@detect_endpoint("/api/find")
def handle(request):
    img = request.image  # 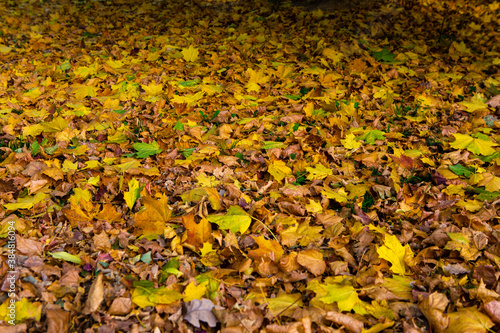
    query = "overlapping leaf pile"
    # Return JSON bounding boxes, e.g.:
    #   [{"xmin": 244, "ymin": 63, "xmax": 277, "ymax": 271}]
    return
[{"xmin": 0, "ymin": 0, "xmax": 500, "ymax": 331}]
